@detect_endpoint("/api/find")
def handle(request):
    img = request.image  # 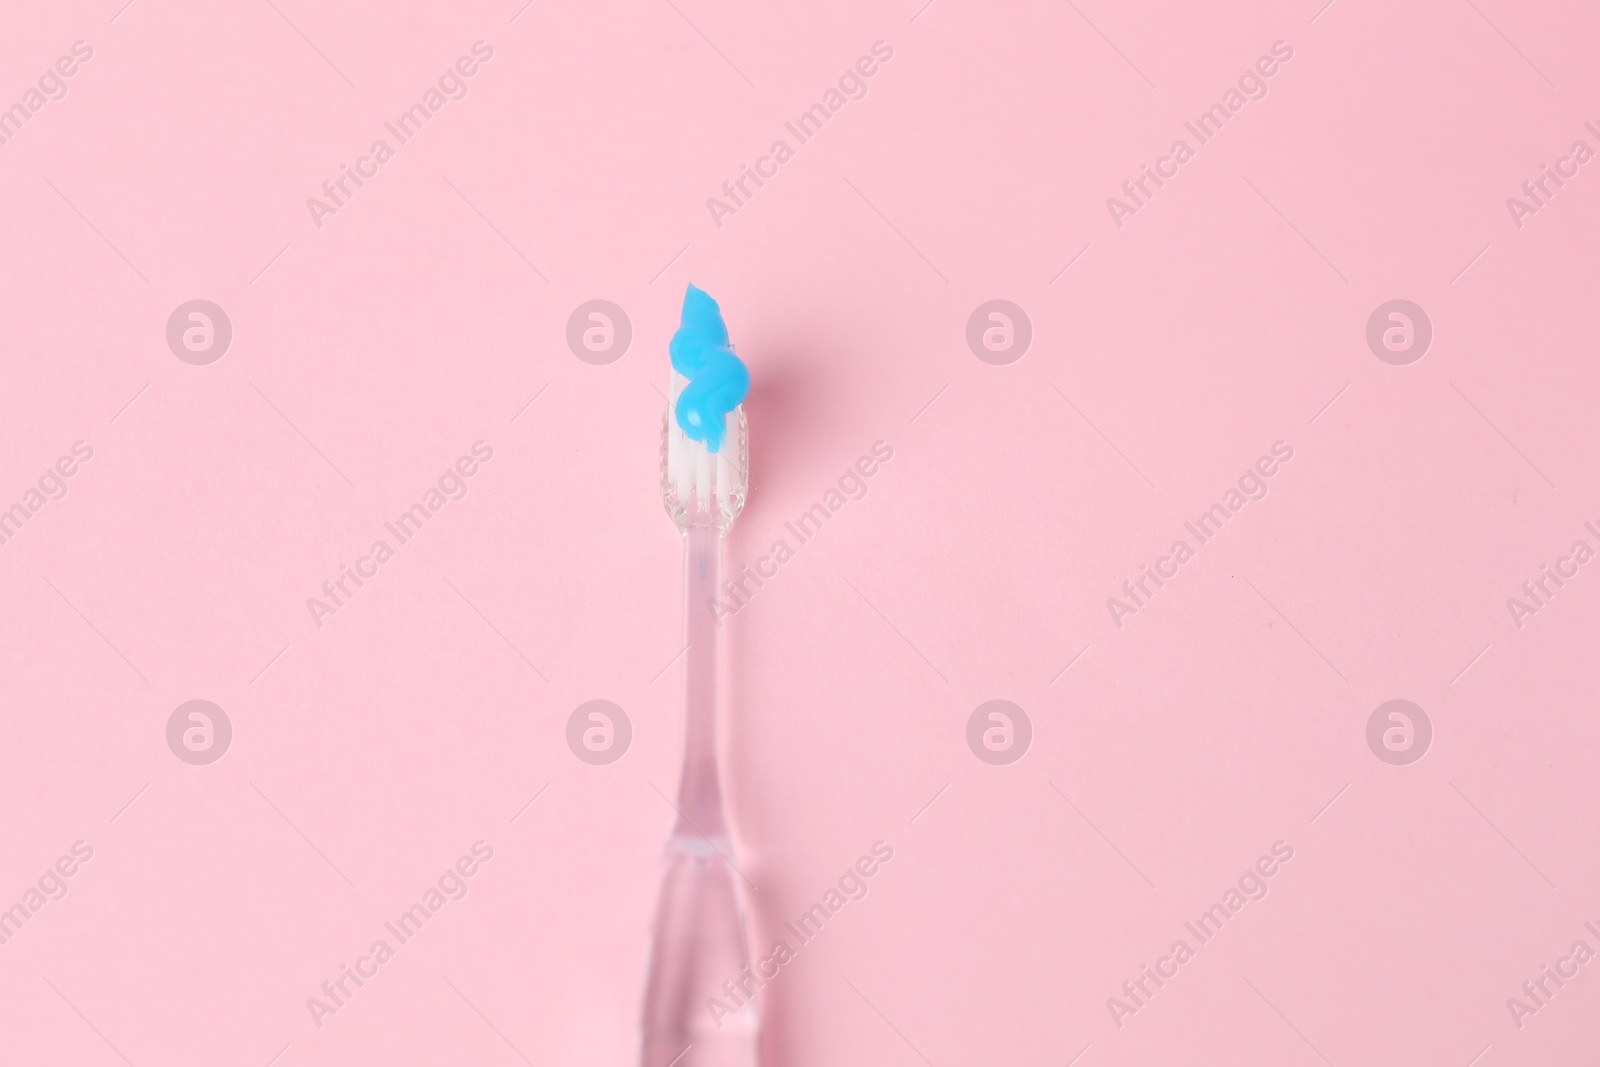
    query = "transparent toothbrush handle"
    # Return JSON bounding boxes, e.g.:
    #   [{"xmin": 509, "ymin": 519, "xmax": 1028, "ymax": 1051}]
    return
[
  {"xmin": 639, "ymin": 522, "xmax": 759, "ymax": 1067},
  {"xmin": 639, "ymin": 839, "xmax": 759, "ymax": 1067}
]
